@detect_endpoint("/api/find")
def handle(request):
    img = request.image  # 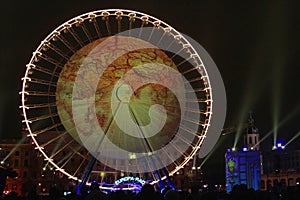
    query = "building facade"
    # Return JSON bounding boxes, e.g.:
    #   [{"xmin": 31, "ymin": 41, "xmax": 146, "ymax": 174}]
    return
[
  {"xmin": 261, "ymin": 171, "xmax": 300, "ymax": 190},
  {"xmin": 263, "ymin": 149, "xmax": 300, "ymax": 174},
  {"xmin": 261, "ymin": 148, "xmax": 300, "ymax": 190},
  {"xmin": 0, "ymin": 138, "xmax": 40, "ymax": 196},
  {"xmin": 225, "ymin": 150, "xmax": 261, "ymax": 192},
  {"xmin": 225, "ymin": 112, "xmax": 262, "ymax": 192},
  {"xmin": 0, "ymin": 137, "xmax": 76, "ymax": 196}
]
